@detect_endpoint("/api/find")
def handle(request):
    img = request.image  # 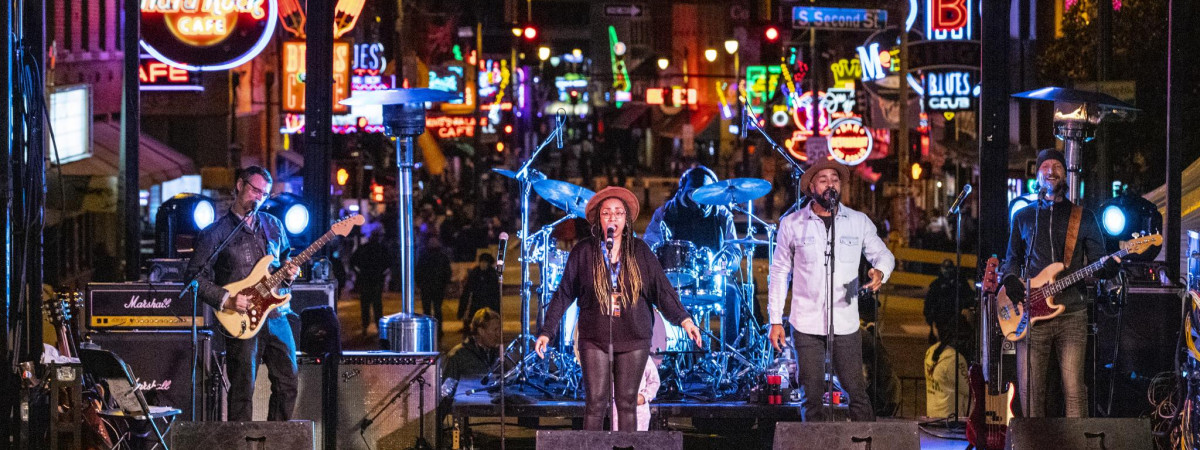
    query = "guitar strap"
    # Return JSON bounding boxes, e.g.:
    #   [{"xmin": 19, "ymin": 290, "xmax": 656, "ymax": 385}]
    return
[{"xmin": 1062, "ymin": 205, "xmax": 1083, "ymax": 269}]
